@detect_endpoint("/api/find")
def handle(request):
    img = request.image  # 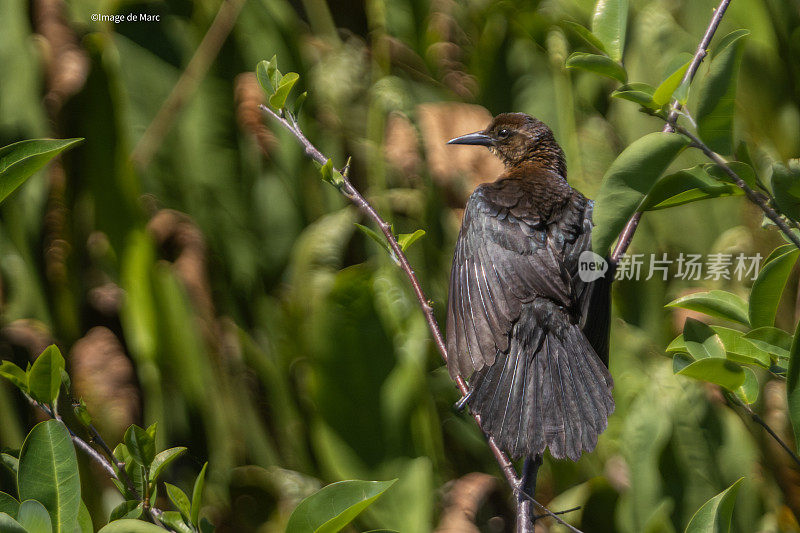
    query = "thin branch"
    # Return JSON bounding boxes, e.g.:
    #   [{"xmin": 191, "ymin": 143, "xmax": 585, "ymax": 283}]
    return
[
  {"xmin": 260, "ymin": 104, "xmax": 583, "ymax": 533},
  {"xmin": 671, "ymin": 124, "xmax": 800, "ymax": 249},
  {"xmin": 726, "ymin": 392, "xmax": 800, "ymax": 469},
  {"xmin": 611, "ymin": 0, "xmax": 733, "ymax": 264},
  {"xmin": 27, "ymin": 397, "xmax": 174, "ymax": 527},
  {"xmin": 69, "ymin": 395, "xmax": 139, "ymax": 496},
  {"xmin": 131, "ymin": 0, "xmax": 247, "ymax": 169}
]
